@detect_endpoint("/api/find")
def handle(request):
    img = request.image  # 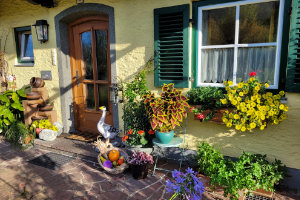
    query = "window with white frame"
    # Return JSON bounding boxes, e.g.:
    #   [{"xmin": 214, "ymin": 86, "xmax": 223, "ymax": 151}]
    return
[
  {"xmin": 15, "ymin": 26, "xmax": 34, "ymax": 63},
  {"xmin": 197, "ymin": 0, "xmax": 283, "ymax": 89}
]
